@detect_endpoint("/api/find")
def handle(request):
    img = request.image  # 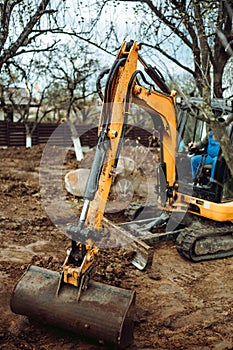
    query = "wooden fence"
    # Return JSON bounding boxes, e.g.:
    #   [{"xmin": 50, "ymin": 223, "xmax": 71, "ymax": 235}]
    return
[{"xmin": 0, "ymin": 121, "xmax": 158, "ymax": 148}]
